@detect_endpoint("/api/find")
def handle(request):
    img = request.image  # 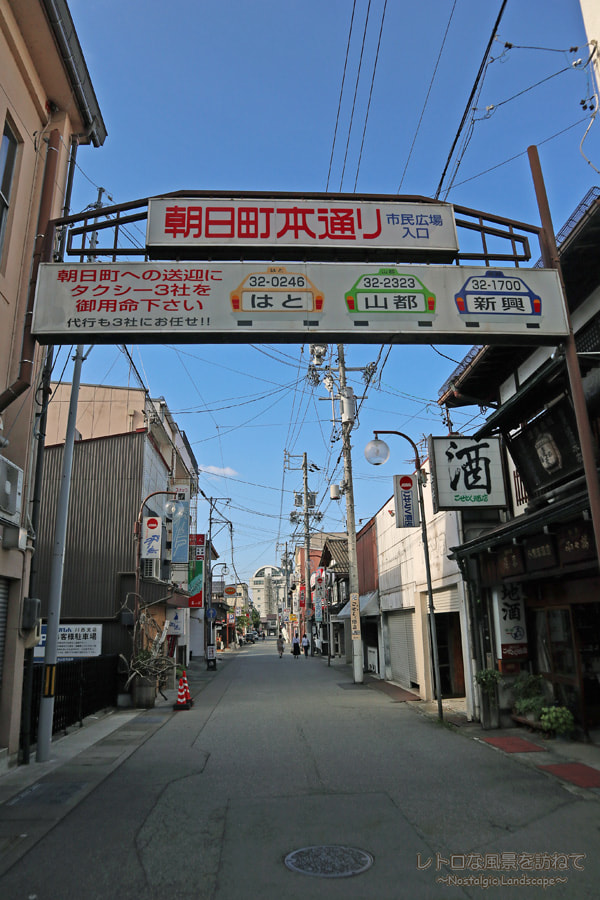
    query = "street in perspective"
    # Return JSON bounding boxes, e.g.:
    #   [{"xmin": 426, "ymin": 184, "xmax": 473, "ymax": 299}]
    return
[{"xmin": 0, "ymin": 641, "xmax": 599, "ymax": 900}]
